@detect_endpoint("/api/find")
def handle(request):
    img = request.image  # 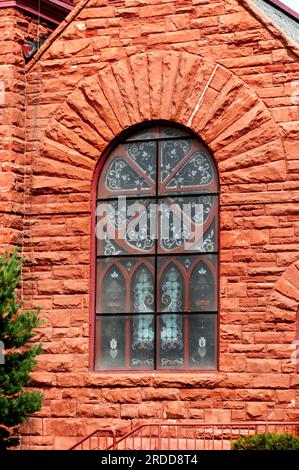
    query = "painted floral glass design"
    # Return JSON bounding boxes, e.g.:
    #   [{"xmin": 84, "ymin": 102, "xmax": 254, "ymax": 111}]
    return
[{"xmin": 95, "ymin": 125, "xmax": 219, "ymax": 370}]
